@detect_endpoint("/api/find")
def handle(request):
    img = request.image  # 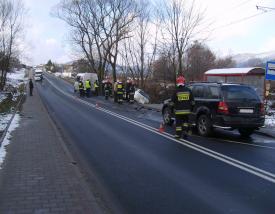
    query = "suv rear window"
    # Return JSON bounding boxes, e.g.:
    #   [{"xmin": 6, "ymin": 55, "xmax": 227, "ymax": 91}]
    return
[
  {"xmin": 222, "ymin": 85, "xmax": 260, "ymax": 101},
  {"xmin": 192, "ymin": 85, "xmax": 205, "ymax": 98},
  {"xmin": 207, "ymin": 86, "xmax": 220, "ymax": 99}
]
